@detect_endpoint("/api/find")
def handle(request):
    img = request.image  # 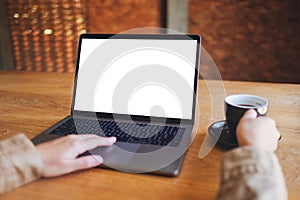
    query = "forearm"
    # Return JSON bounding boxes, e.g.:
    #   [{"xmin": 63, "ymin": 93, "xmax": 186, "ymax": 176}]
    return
[
  {"xmin": 0, "ymin": 134, "xmax": 43, "ymax": 193},
  {"xmin": 217, "ymin": 146, "xmax": 287, "ymax": 200}
]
